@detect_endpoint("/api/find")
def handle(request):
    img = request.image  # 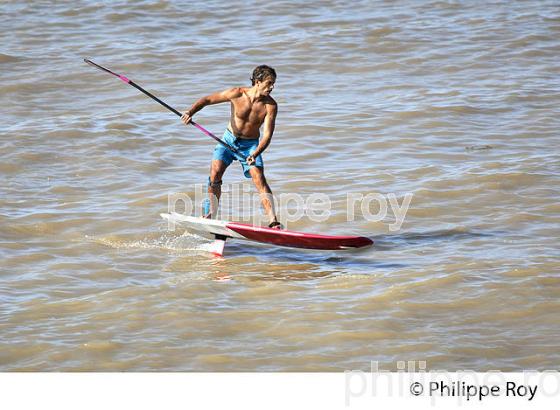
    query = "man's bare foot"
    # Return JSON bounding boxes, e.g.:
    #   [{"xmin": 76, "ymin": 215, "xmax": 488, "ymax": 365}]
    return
[{"xmin": 203, "ymin": 213, "xmax": 212, "ymax": 219}]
